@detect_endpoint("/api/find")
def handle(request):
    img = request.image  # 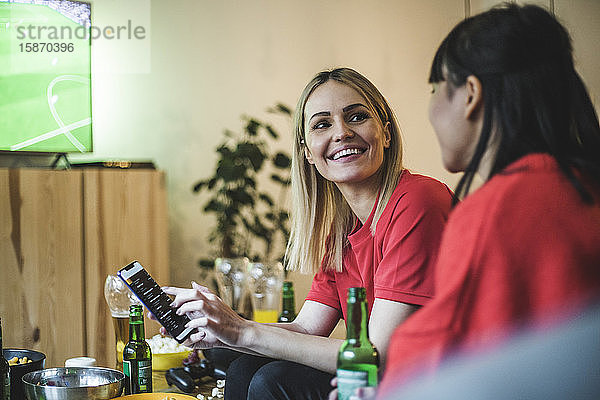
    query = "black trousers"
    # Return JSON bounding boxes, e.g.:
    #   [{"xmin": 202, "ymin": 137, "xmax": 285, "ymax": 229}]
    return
[{"xmin": 224, "ymin": 354, "xmax": 335, "ymax": 400}]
